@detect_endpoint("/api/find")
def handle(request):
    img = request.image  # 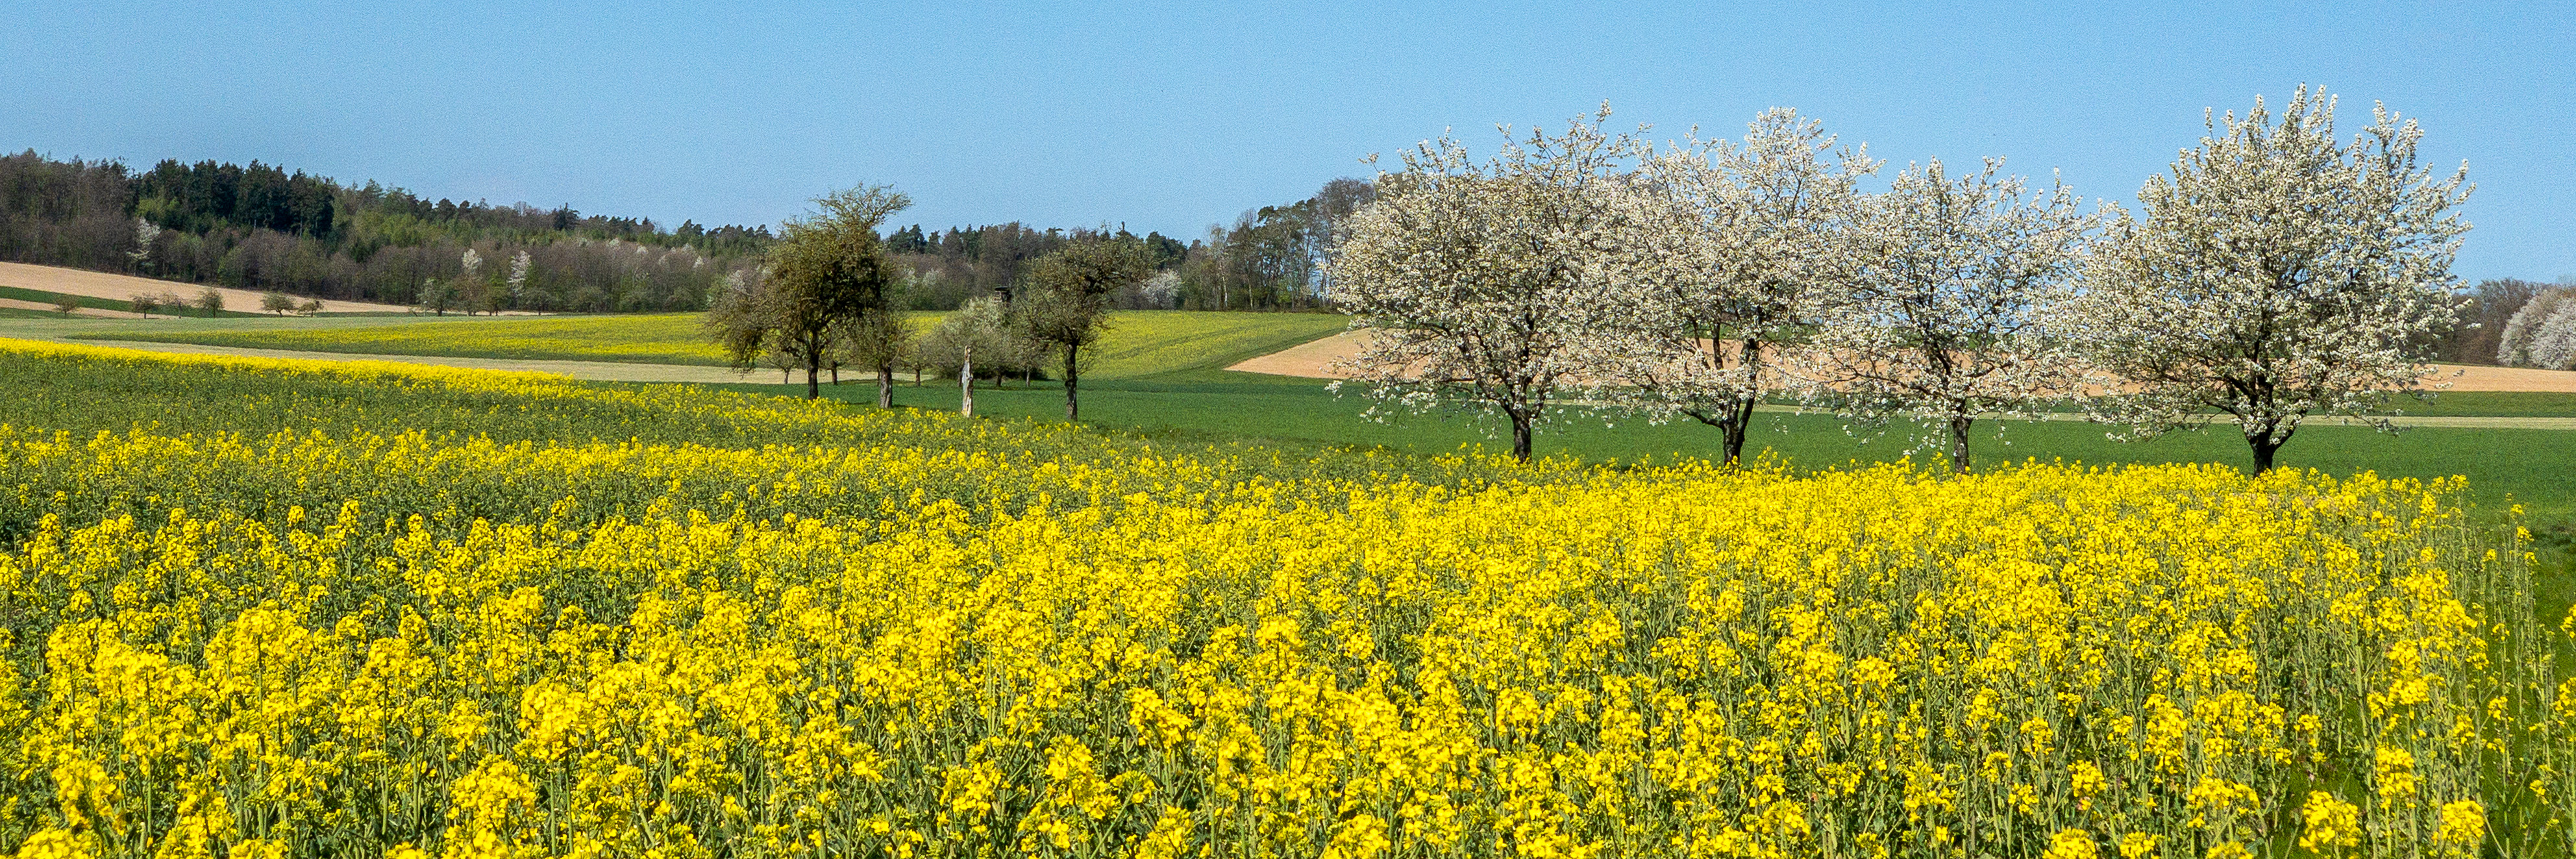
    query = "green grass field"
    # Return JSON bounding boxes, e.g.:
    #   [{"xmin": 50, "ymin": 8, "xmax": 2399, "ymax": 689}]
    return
[
  {"xmin": 0, "ymin": 283, "xmax": 265, "ymax": 317},
  {"xmin": 71, "ymin": 310, "xmax": 1352, "ymax": 378},
  {"xmin": 718, "ymin": 371, "xmax": 2576, "ymax": 527}
]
